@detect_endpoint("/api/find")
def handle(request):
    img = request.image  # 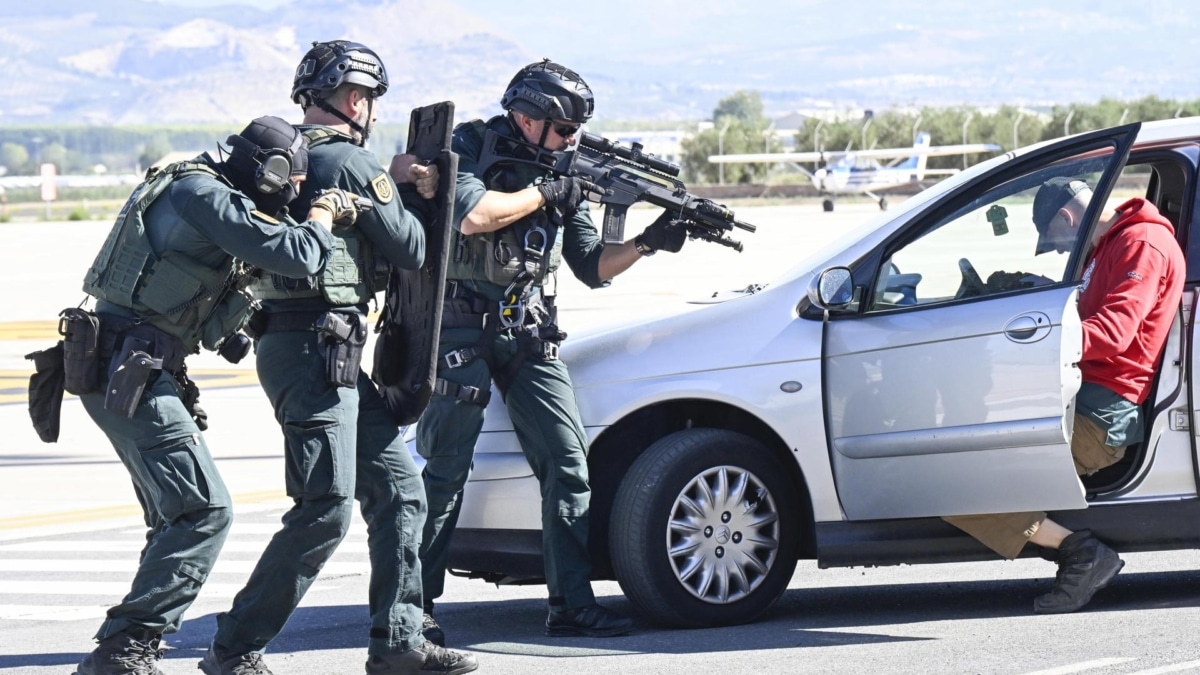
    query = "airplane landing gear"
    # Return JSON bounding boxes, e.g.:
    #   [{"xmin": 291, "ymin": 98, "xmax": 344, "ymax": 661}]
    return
[
  {"xmin": 878, "ymin": 197, "xmax": 888, "ymax": 211},
  {"xmin": 822, "ymin": 199, "xmax": 834, "ymax": 212}
]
